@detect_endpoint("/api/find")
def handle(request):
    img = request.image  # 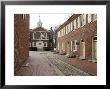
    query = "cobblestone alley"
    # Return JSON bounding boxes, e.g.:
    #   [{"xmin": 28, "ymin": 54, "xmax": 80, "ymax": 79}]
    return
[{"xmin": 16, "ymin": 51, "xmax": 96, "ymax": 76}]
